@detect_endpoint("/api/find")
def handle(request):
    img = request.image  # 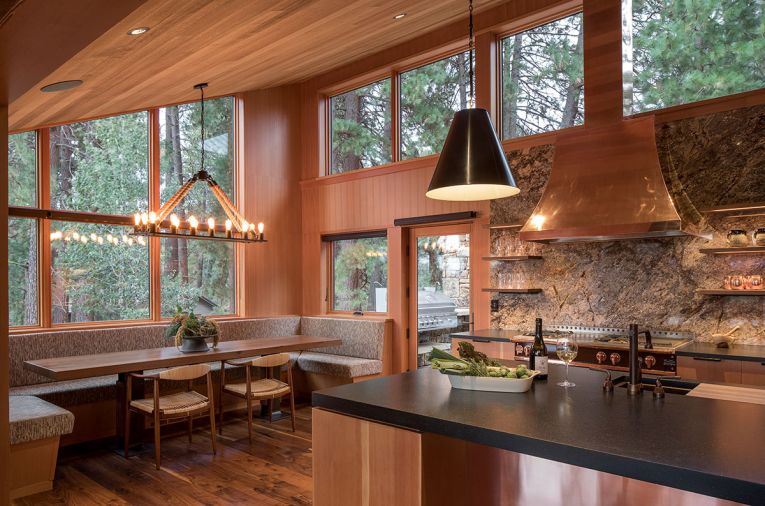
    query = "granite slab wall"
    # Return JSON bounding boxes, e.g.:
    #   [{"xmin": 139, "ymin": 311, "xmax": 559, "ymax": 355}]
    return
[{"xmin": 490, "ymin": 104, "xmax": 765, "ymax": 344}]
